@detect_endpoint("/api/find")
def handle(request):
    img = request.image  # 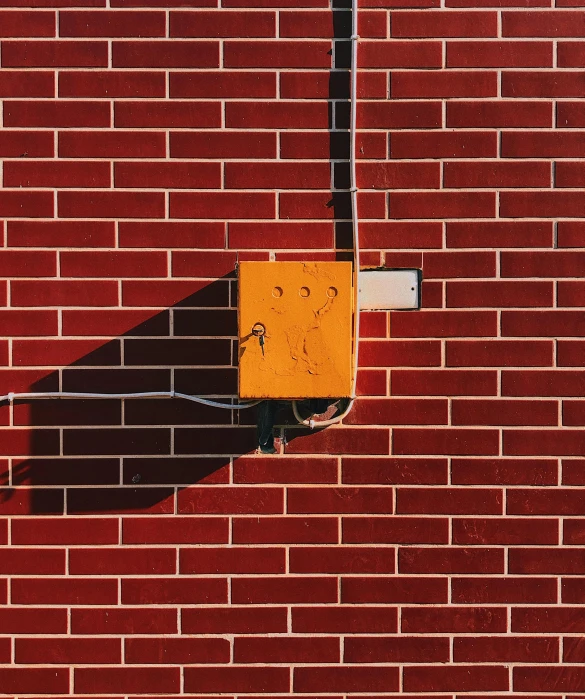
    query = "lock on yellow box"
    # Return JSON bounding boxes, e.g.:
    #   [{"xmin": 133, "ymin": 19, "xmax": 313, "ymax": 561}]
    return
[{"xmin": 238, "ymin": 261, "xmax": 353, "ymax": 400}]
